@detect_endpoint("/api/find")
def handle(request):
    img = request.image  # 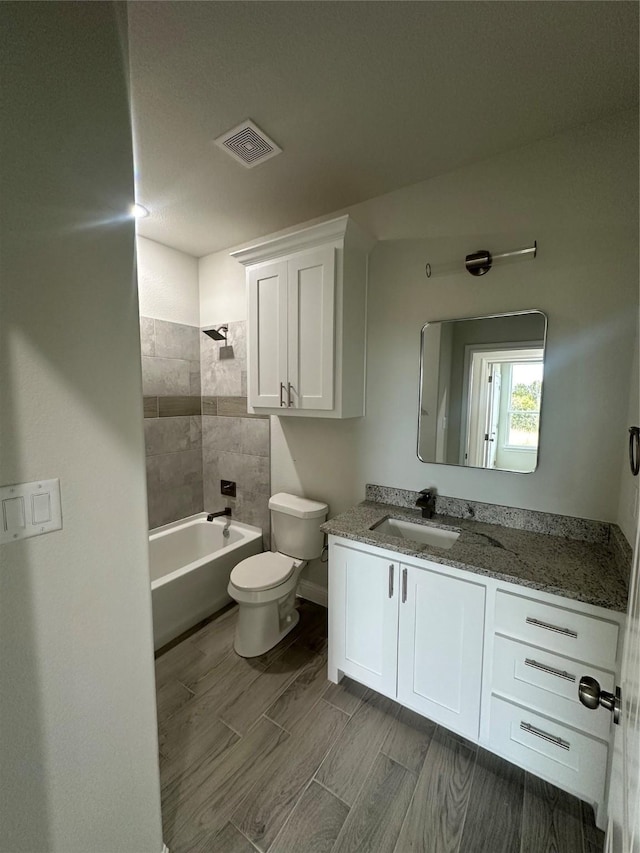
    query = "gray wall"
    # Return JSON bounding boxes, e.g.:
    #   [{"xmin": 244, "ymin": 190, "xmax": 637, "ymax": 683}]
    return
[
  {"xmin": 139, "ymin": 314, "xmax": 271, "ymax": 541},
  {"xmin": 201, "ymin": 321, "xmax": 271, "ymax": 546},
  {"xmin": 140, "ymin": 317, "xmax": 203, "ymax": 528},
  {"xmin": 0, "ymin": 4, "xmax": 163, "ymax": 850}
]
